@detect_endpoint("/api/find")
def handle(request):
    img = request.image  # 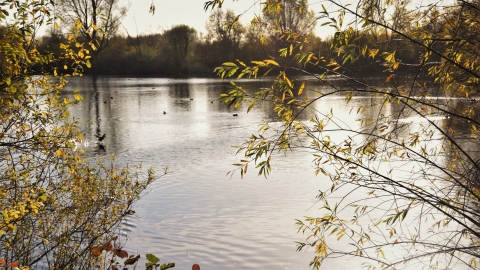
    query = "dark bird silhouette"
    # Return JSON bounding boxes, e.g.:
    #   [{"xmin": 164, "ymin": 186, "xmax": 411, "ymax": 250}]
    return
[
  {"xmin": 233, "ymin": 114, "xmax": 238, "ymax": 117},
  {"xmin": 163, "ymin": 111, "xmax": 167, "ymax": 115},
  {"xmin": 97, "ymin": 143, "xmax": 106, "ymax": 151},
  {"xmin": 103, "ymin": 101, "xmax": 107, "ymax": 104},
  {"xmin": 95, "ymin": 133, "xmax": 106, "ymax": 142},
  {"xmin": 210, "ymin": 101, "xmax": 213, "ymax": 104},
  {"xmin": 110, "ymin": 96, "xmax": 113, "ymax": 99},
  {"xmin": 190, "ymin": 98, "xmax": 194, "ymax": 101}
]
